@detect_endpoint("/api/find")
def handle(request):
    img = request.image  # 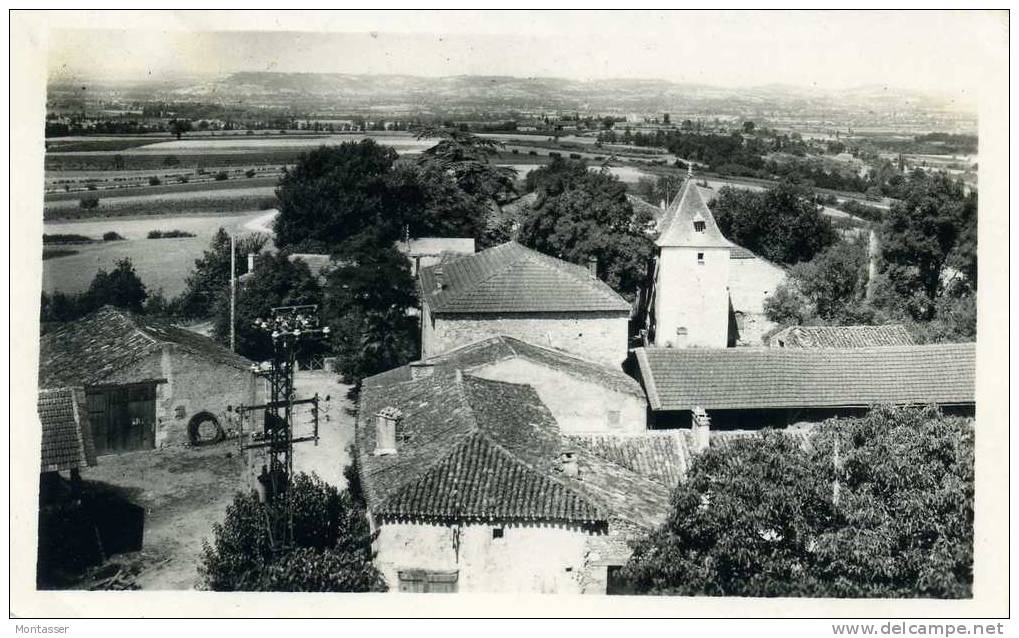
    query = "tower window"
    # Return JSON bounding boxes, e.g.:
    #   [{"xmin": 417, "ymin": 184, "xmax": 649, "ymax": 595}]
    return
[
  {"xmin": 694, "ymin": 220, "xmax": 706, "ymax": 232},
  {"xmin": 697, "ymin": 252, "xmax": 705, "ymax": 264},
  {"xmin": 492, "ymin": 527, "xmax": 504, "ymax": 539}
]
